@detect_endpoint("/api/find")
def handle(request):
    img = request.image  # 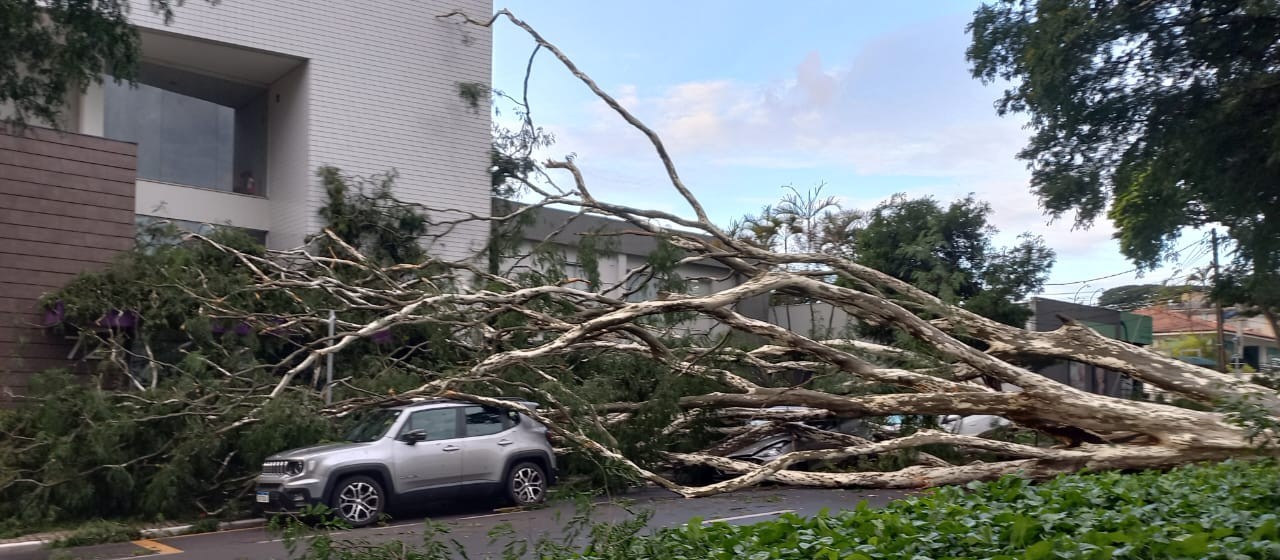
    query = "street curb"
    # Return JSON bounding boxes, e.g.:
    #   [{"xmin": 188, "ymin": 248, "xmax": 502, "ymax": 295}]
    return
[
  {"xmin": 138, "ymin": 517, "xmax": 267, "ymax": 538},
  {"xmin": 0, "ymin": 540, "xmax": 44, "ymax": 553},
  {"xmin": 0, "ymin": 518, "xmax": 267, "ymax": 551}
]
